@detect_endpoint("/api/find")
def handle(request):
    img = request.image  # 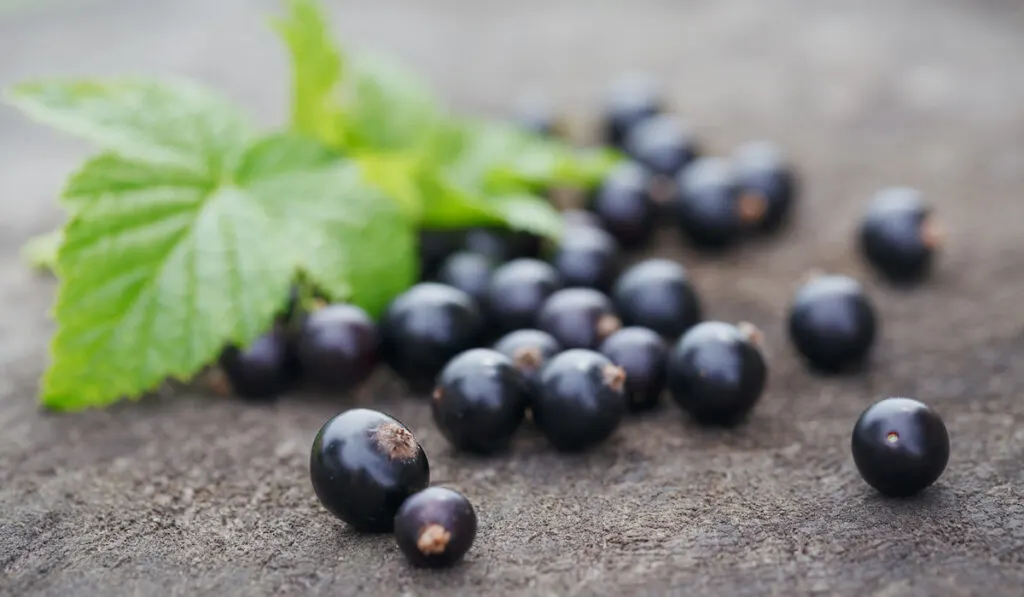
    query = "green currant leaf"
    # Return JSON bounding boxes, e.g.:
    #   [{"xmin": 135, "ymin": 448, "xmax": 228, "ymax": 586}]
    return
[{"xmin": 20, "ymin": 228, "xmax": 64, "ymax": 273}]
